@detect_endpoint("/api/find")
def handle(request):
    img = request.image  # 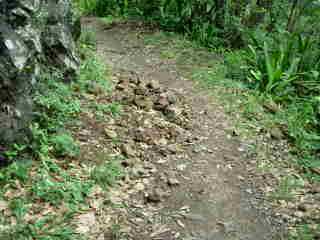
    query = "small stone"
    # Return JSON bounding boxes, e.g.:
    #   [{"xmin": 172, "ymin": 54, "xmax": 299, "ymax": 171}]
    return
[
  {"xmin": 134, "ymin": 97, "xmax": 153, "ymax": 110},
  {"xmin": 164, "ymin": 106, "xmax": 182, "ymax": 120},
  {"xmin": 245, "ymin": 188, "xmax": 253, "ymax": 194},
  {"xmin": 193, "ymin": 145, "xmax": 205, "ymax": 153},
  {"xmin": 217, "ymin": 221, "xmax": 236, "ymax": 234},
  {"xmin": 294, "ymin": 211, "xmax": 304, "ymax": 218},
  {"xmin": 130, "ymin": 164, "xmax": 146, "ymax": 178},
  {"xmin": 237, "ymin": 175, "xmax": 245, "ymax": 181},
  {"xmin": 167, "ymin": 144, "xmax": 179, "ymax": 153},
  {"xmin": 177, "ymin": 164, "xmax": 187, "ymax": 171},
  {"xmin": 155, "ymin": 137, "xmax": 168, "ymax": 146},
  {"xmin": 121, "ymin": 144, "xmax": 136, "ymax": 157},
  {"xmin": 310, "ymin": 183, "xmax": 320, "ymax": 194},
  {"xmin": 104, "ymin": 128, "xmax": 118, "ymax": 139},
  {"xmin": 145, "ymin": 188, "xmax": 163, "ymax": 203},
  {"xmin": 122, "ymin": 157, "xmax": 140, "ymax": 167},
  {"xmin": 135, "ymin": 182, "xmax": 145, "ymax": 191},
  {"xmin": 75, "ymin": 211, "xmax": 96, "ymax": 234},
  {"xmin": 298, "ymin": 204, "xmax": 308, "ymax": 212},
  {"xmin": 147, "ymin": 80, "xmax": 161, "ymax": 90},
  {"xmin": 116, "ymin": 82, "xmax": 128, "ymax": 91},
  {"xmin": 167, "ymin": 177, "xmax": 180, "ymax": 186},
  {"xmin": 154, "ymin": 94, "xmax": 170, "ymax": 110},
  {"xmin": 167, "ymin": 91, "xmax": 178, "ymax": 104},
  {"xmin": 135, "ymin": 84, "xmax": 148, "ymax": 95},
  {"xmin": 183, "ymin": 213, "xmax": 206, "ymax": 222},
  {"xmin": 263, "ymin": 101, "xmax": 279, "ymax": 113},
  {"xmin": 270, "ymin": 126, "xmax": 284, "ymax": 140}
]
